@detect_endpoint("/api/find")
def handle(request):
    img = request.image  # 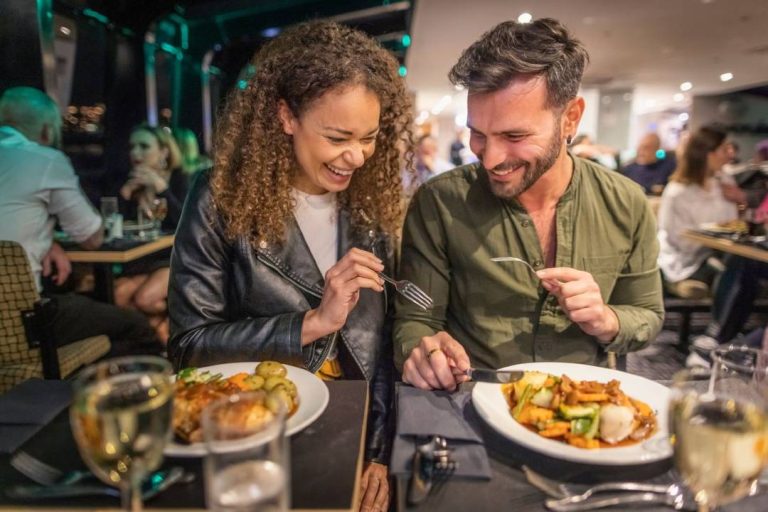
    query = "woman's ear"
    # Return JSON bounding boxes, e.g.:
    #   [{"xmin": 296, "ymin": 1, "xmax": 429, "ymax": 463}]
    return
[{"xmin": 277, "ymin": 100, "xmax": 296, "ymax": 135}]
